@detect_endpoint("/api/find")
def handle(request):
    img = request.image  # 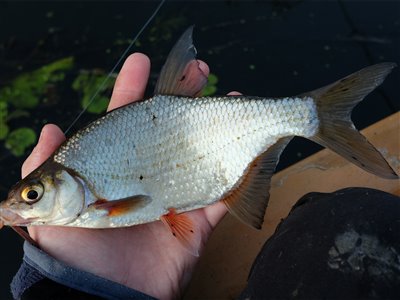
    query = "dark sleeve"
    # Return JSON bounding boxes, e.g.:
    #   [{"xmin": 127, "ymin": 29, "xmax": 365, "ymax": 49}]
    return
[{"xmin": 11, "ymin": 242, "xmax": 157, "ymax": 300}]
